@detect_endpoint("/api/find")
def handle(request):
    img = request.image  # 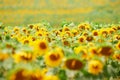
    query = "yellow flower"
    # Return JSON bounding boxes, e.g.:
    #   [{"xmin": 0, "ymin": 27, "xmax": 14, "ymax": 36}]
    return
[
  {"xmin": 65, "ymin": 58, "xmax": 83, "ymax": 70},
  {"xmin": 116, "ymin": 41, "xmax": 120, "ymax": 50},
  {"xmin": 62, "ymin": 40, "xmax": 70, "ymax": 46},
  {"xmin": 12, "ymin": 52, "xmax": 35, "ymax": 63},
  {"xmin": 45, "ymin": 75, "xmax": 59, "ymax": 80},
  {"xmin": 92, "ymin": 30, "xmax": 99, "ymax": 36},
  {"xmin": 62, "ymin": 26, "xmax": 70, "ymax": 32},
  {"xmin": 71, "ymin": 28, "xmax": 79, "ymax": 36},
  {"xmin": 89, "ymin": 47, "xmax": 99, "ymax": 56},
  {"xmin": 9, "ymin": 69, "xmax": 28, "ymax": 80},
  {"xmin": 88, "ymin": 60, "xmax": 103, "ymax": 75},
  {"xmin": 98, "ymin": 46, "xmax": 113, "ymax": 56},
  {"xmin": 78, "ymin": 22, "xmax": 90, "ymax": 31},
  {"xmin": 13, "ymin": 26, "xmax": 20, "ymax": 34},
  {"xmin": 33, "ymin": 40, "xmax": 49, "ymax": 56},
  {"xmin": 0, "ymin": 52, "xmax": 9, "ymax": 61},
  {"xmin": 113, "ymin": 53, "xmax": 120, "ymax": 61},
  {"xmin": 9, "ymin": 69, "xmax": 45, "ymax": 80},
  {"xmin": 78, "ymin": 36, "xmax": 86, "ymax": 43},
  {"xmin": 86, "ymin": 36, "xmax": 94, "ymax": 42},
  {"xmin": 108, "ymin": 28, "xmax": 115, "ymax": 34},
  {"xmin": 29, "ymin": 70, "xmax": 45, "ymax": 80},
  {"xmin": 45, "ymin": 48, "xmax": 64, "ymax": 67},
  {"xmin": 100, "ymin": 29, "xmax": 108, "ymax": 37},
  {"xmin": 74, "ymin": 46, "xmax": 87, "ymax": 55}
]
